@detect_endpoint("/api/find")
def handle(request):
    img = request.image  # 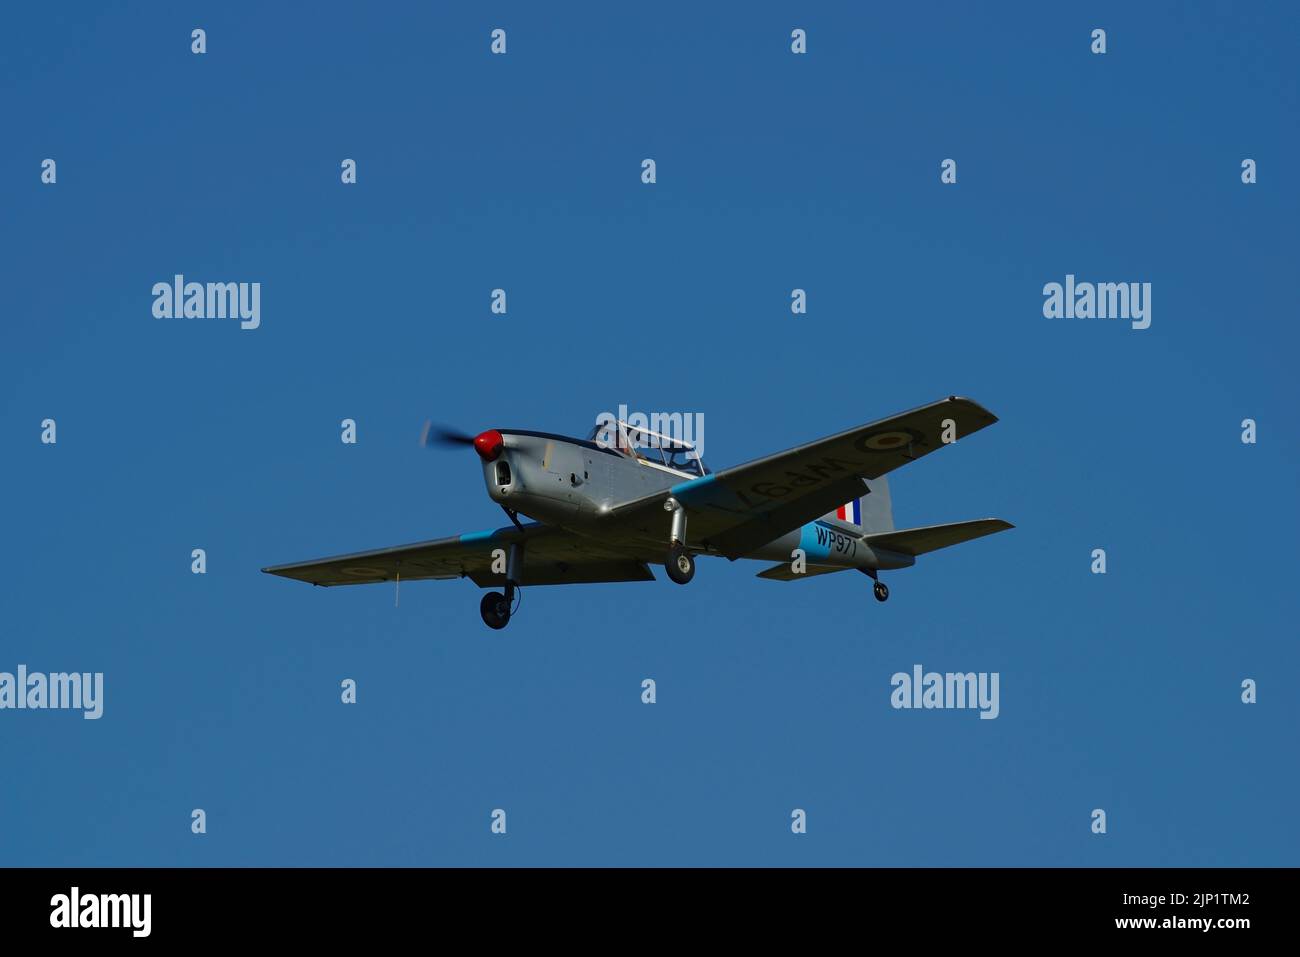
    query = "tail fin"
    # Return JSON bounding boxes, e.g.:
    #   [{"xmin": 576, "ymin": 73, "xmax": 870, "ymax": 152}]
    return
[{"xmin": 820, "ymin": 476, "xmax": 893, "ymax": 533}]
